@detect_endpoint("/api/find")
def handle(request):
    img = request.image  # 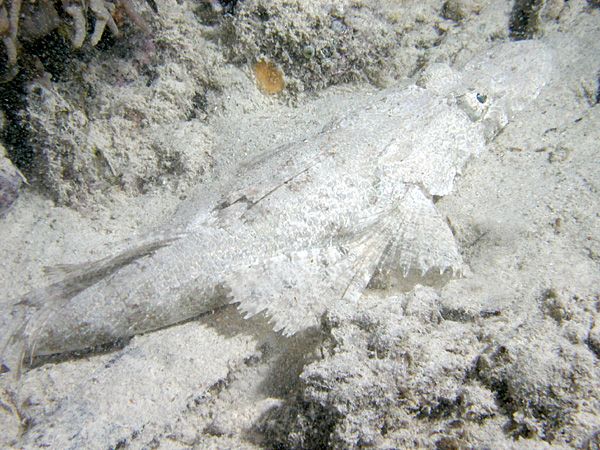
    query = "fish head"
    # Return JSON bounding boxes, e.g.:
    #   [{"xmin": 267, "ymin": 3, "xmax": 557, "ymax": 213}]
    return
[
  {"xmin": 461, "ymin": 40, "xmax": 556, "ymax": 138},
  {"xmin": 419, "ymin": 40, "xmax": 556, "ymax": 140}
]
